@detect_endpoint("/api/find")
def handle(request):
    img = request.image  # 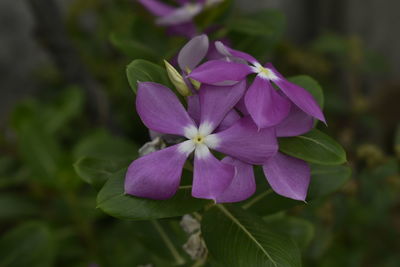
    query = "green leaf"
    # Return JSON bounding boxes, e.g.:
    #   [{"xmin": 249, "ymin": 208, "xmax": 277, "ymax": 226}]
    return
[
  {"xmin": 0, "ymin": 222, "xmax": 54, "ymax": 267},
  {"xmin": 243, "ymin": 164, "xmax": 351, "ymax": 215},
  {"xmin": 74, "ymin": 156, "xmax": 132, "ymax": 190},
  {"xmin": 97, "ymin": 170, "xmax": 210, "ymax": 220},
  {"xmin": 279, "ymin": 129, "xmax": 347, "ymax": 165},
  {"xmin": 202, "ymin": 205, "xmax": 301, "ymax": 267},
  {"xmin": 263, "ymin": 215, "xmax": 315, "ymax": 249},
  {"xmin": 0, "ymin": 194, "xmax": 39, "ymax": 220},
  {"xmin": 288, "ymin": 75, "xmax": 324, "ymax": 108},
  {"xmin": 126, "ymin": 59, "xmax": 171, "ymax": 94}
]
